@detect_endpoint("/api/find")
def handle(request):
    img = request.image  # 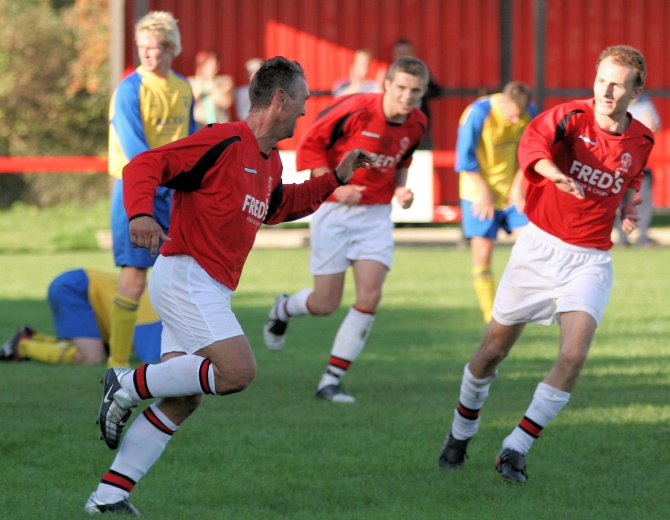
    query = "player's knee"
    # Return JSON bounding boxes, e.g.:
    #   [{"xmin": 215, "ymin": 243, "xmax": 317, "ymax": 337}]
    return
[
  {"xmin": 307, "ymin": 299, "xmax": 338, "ymax": 316},
  {"xmin": 557, "ymin": 349, "xmax": 588, "ymax": 374},
  {"xmin": 215, "ymin": 363, "xmax": 257, "ymax": 395},
  {"xmin": 358, "ymin": 288, "xmax": 382, "ymax": 309},
  {"xmin": 119, "ymin": 268, "xmax": 148, "ymax": 299}
]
